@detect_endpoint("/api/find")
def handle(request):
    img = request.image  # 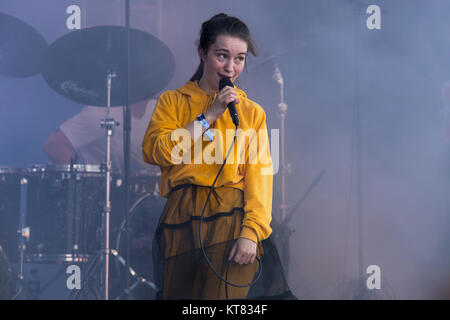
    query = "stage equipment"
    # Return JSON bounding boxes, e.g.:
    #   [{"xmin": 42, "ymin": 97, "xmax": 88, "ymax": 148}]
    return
[
  {"xmin": 41, "ymin": 22, "xmax": 174, "ymax": 299},
  {"xmin": 41, "ymin": 25, "xmax": 174, "ymax": 107},
  {"xmin": 114, "ymin": 191, "xmax": 165, "ymax": 299},
  {"xmin": 21, "ymin": 164, "xmax": 111, "ymax": 263},
  {"xmin": 0, "ymin": 12, "xmax": 48, "ymax": 77},
  {"xmin": 43, "ymin": 26, "xmax": 174, "ymax": 300}
]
